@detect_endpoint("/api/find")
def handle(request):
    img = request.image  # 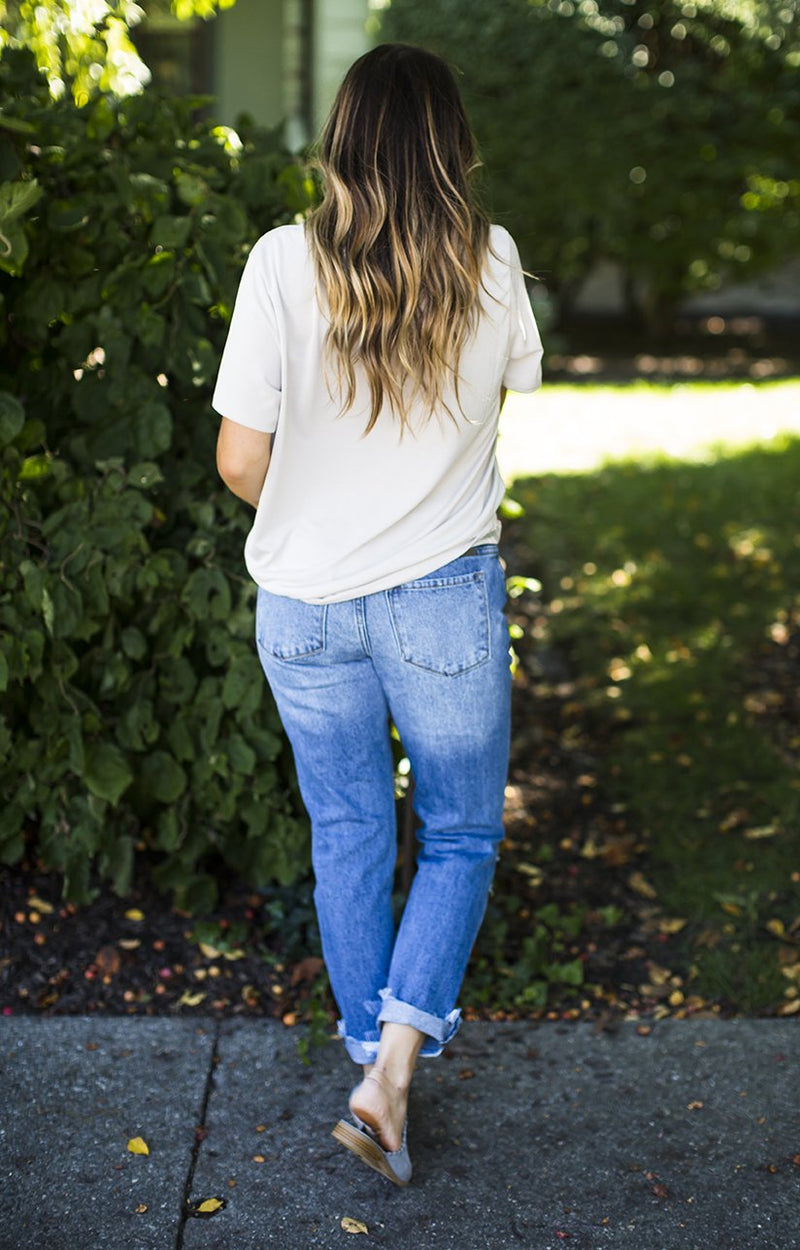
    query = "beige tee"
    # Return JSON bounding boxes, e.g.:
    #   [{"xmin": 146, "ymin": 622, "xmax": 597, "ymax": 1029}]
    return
[{"xmin": 211, "ymin": 222, "xmax": 543, "ymax": 603}]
